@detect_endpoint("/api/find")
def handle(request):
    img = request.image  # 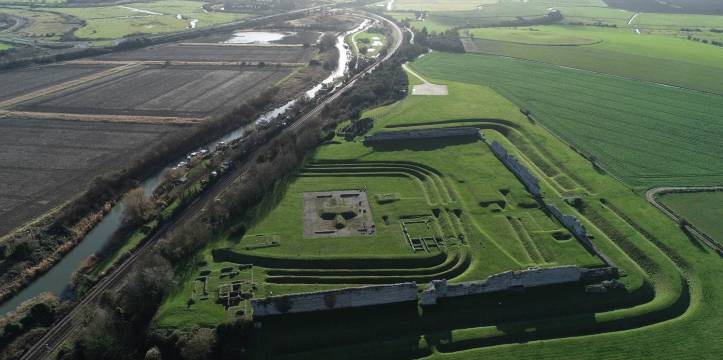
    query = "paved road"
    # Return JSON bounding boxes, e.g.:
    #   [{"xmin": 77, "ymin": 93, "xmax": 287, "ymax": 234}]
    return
[
  {"xmin": 645, "ymin": 186, "xmax": 723, "ymax": 255},
  {"xmin": 20, "ymin": 11, "xmax": 403, "ymax": 360}
]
